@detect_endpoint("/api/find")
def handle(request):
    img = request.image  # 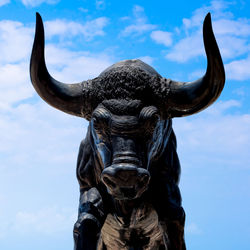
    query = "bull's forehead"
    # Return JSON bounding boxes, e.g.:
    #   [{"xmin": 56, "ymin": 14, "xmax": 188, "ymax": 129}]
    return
[
  {"xmin": 102, "ymin": 99, "xmax": 143, "ymax": 116},
  {"xmin": 99, "ymin": 59, "xmax": 161, "ymax": 78},
  {"xmin": 93, "ymin": 60, "xmax": 163, "ymax": 103}
]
